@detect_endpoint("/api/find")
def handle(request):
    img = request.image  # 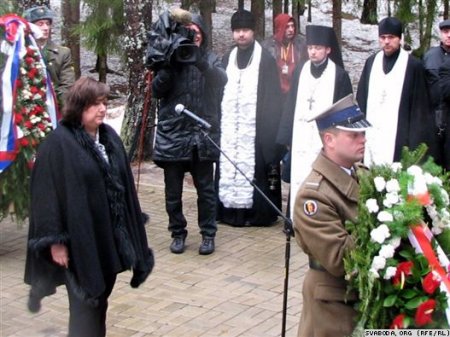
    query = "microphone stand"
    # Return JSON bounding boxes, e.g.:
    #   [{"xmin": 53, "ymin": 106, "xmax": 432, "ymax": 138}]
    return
[{"xmin": 198, "ymin": 126, "xmax": 294, "ymax": 337}]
